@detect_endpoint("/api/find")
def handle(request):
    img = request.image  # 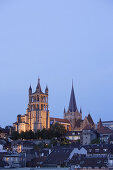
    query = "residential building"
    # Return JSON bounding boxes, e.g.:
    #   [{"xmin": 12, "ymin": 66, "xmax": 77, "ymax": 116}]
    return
[
  {"xmin": 65, "ymin": 130, "xmax": 81, "ymax": 142},
  {"xmin": 84, "ymin": 144, "xmax": 113, "ymax": 156},
  {"xmin": 3, "ymin": 153, "xmax": 26, "ymax": 168},
  {"xmin": 82, "ymin": 125, "xmax": 98, "ymax": 145},
  {"xmin": 12, "ymin": 140, "xmax": 35, "ymax": 153},
  {"xmin": 99, "ymin": 120, "xmax": 113, "ymax": 130},
  {"xmin": 97, "ymin": 119, "xmax": 113, "ymax": 143},
  {"xmin": 43, "ymin": 146, "xmax": 87, "ymax": 167}
]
